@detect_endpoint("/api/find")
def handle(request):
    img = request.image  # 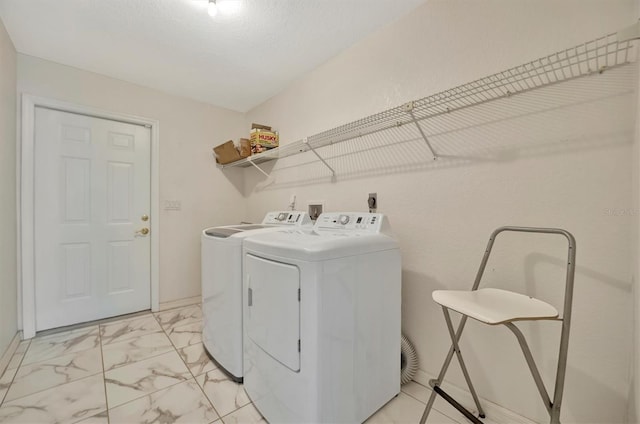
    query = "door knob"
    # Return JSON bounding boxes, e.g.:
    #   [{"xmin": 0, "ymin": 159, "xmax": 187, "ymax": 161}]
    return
[{"xmin": 135, "ymin": 228, "xmax": 150, "ymax": 235}]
